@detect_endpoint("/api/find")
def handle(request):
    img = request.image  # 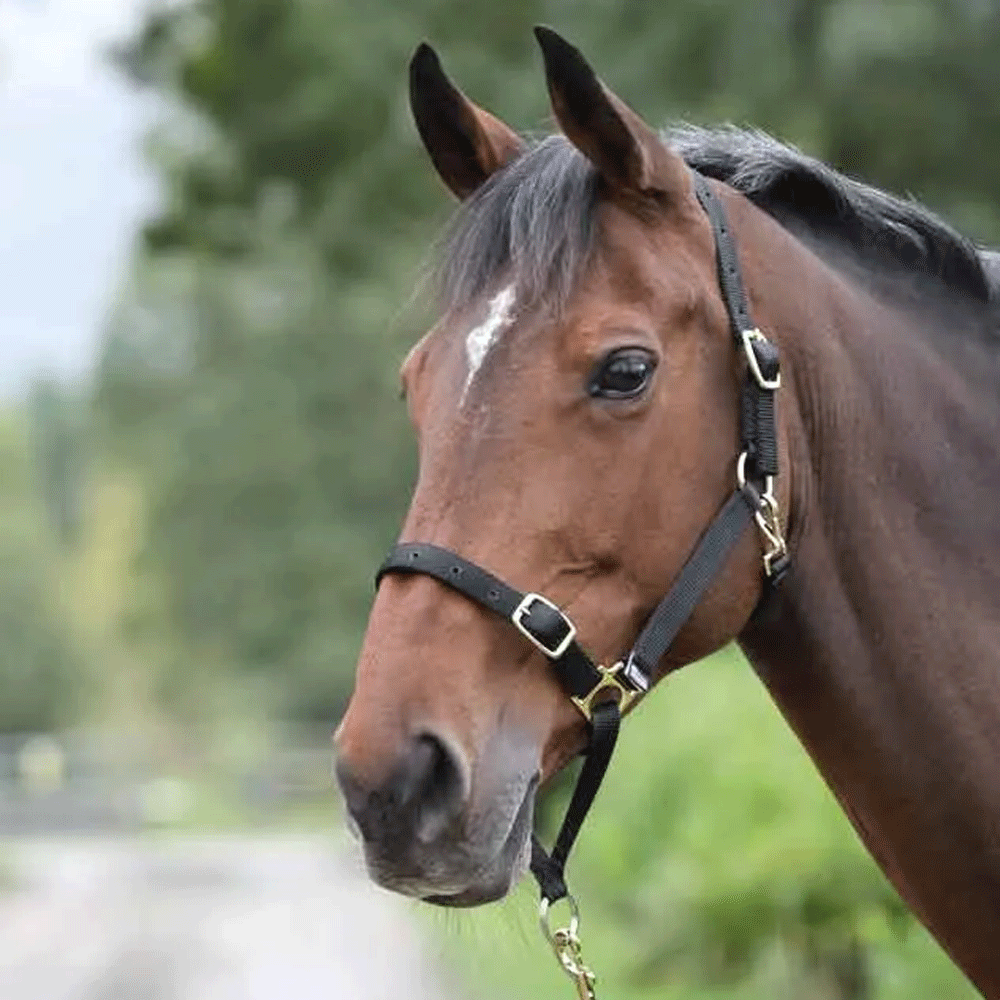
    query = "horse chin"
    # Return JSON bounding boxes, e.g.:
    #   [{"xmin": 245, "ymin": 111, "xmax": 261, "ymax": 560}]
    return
[{"xmin": 422, "ymin": 780, "xmax": 535, "ymax": 908}]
